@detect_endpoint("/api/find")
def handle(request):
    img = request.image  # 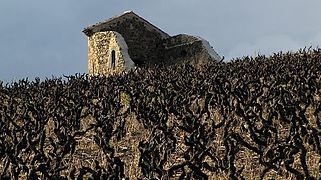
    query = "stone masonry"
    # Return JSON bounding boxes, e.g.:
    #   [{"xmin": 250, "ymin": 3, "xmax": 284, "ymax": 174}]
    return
[
  {"xmin": 83, "ymin": 11, "xmax": 221, "ymax": 76},
  {"xmin": 88, "ymin": 31, "xmax": 134, "ymax": 76}
]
